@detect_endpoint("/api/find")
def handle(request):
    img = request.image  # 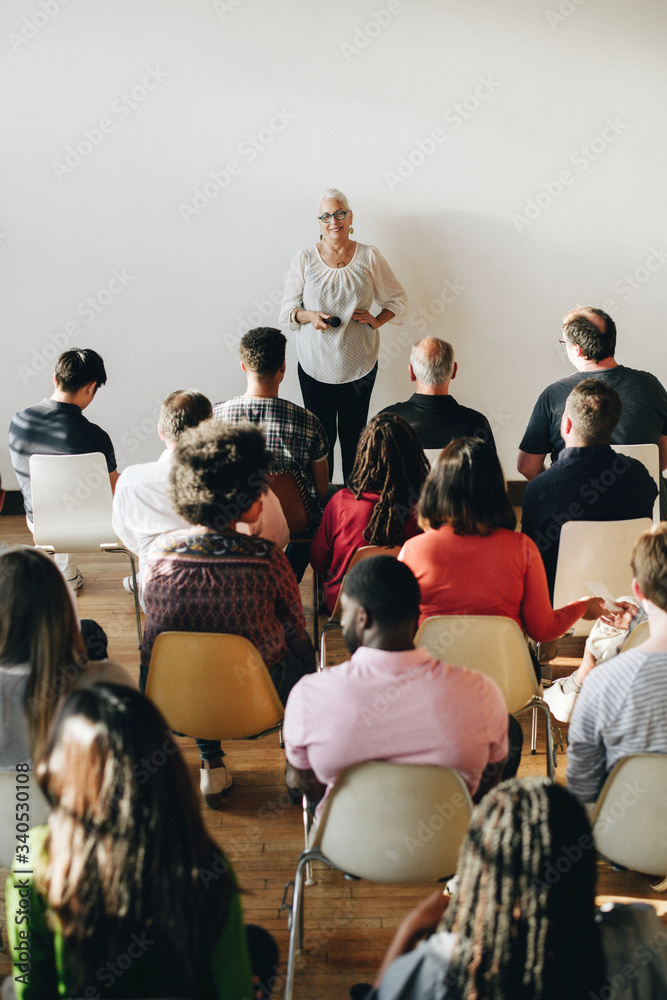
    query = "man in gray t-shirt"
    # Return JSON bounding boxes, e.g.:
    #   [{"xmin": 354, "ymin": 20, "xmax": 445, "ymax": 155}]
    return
[{"xmin": 517, "ymin": 306, "xmax": 667, "ymax": 516}]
